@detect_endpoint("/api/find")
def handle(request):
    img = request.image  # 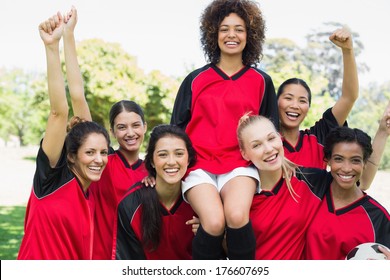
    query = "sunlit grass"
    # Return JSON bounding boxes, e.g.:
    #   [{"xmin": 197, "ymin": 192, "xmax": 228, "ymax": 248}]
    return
[{"xmin": 0, "ymin": 206, "xmax": 26, "ymax": 260}]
